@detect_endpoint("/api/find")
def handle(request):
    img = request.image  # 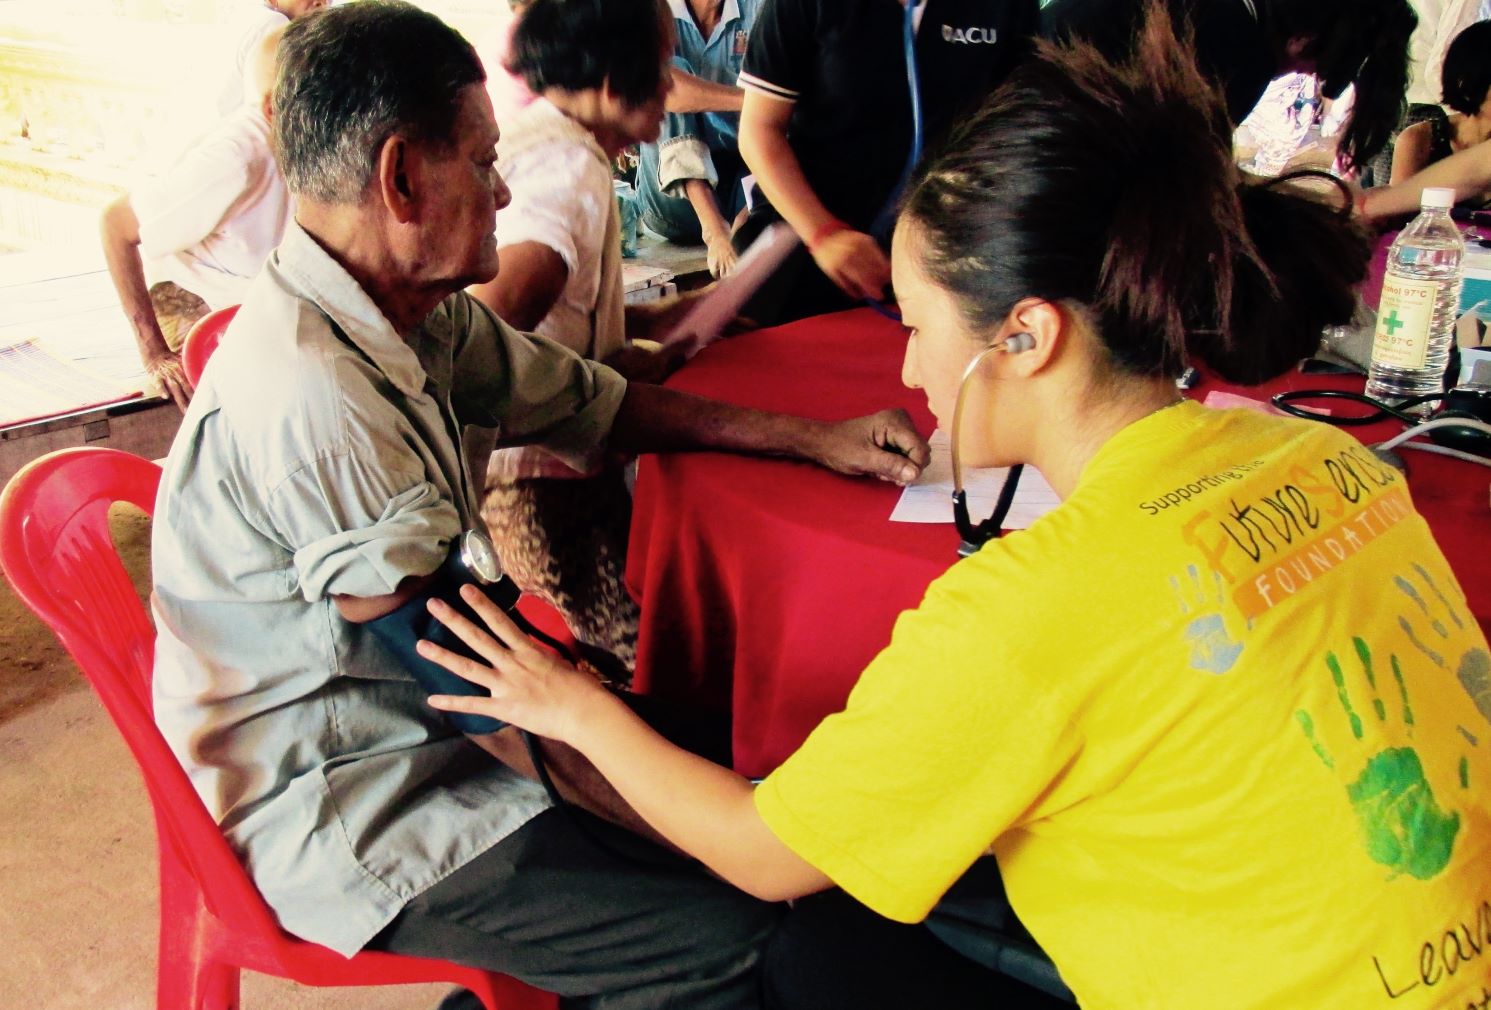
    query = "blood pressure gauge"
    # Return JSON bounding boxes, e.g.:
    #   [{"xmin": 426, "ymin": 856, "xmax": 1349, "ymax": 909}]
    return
[{"xmin": 455, "ymin": 530, "xmax": 502, "ymax": 585}]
